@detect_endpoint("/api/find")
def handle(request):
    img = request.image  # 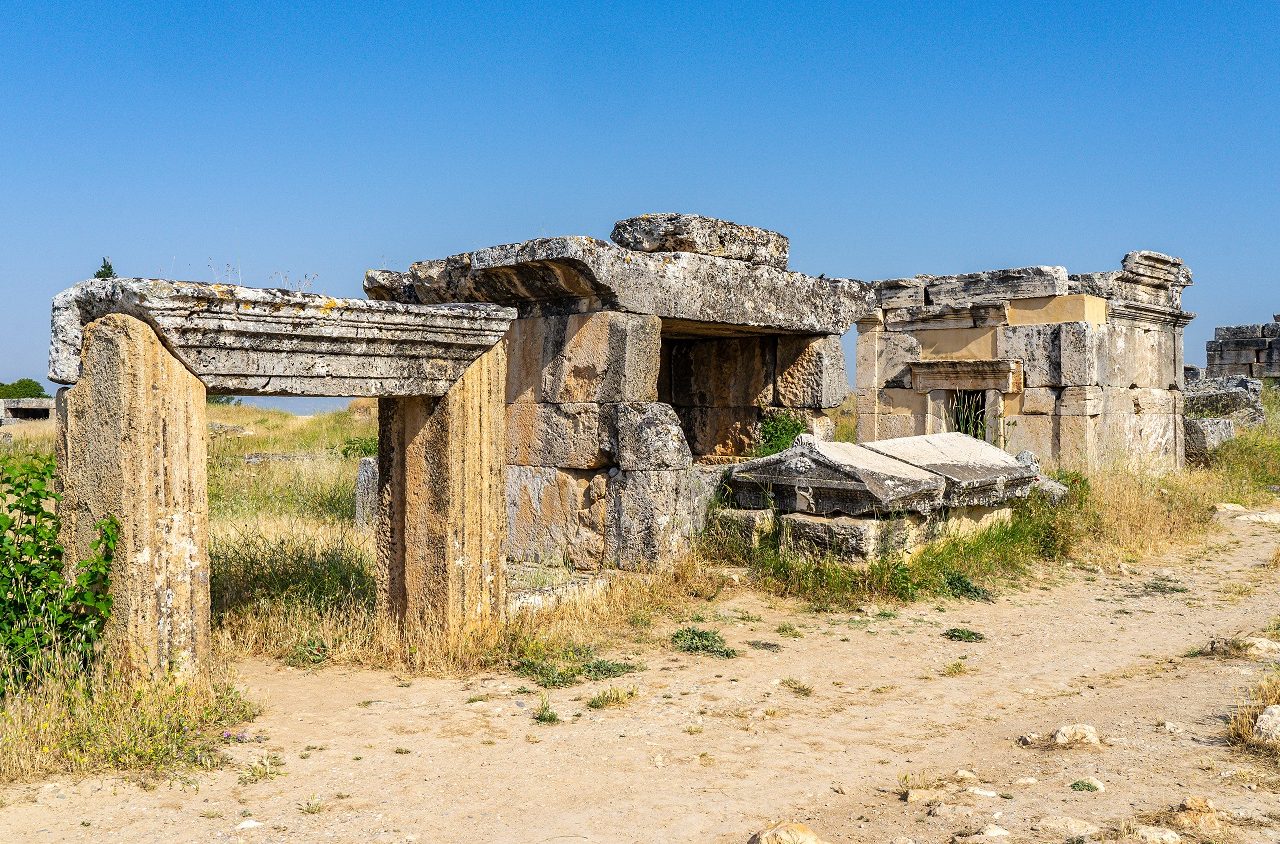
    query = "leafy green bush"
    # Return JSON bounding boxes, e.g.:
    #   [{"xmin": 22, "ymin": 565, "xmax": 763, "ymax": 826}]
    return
[
  {"xmin": 1, "ymin": 454, "xmax": 116, "ymax": 691},
  {"xmin": 0, "ymin": 378, "xmax": 49, "ymax": 399},
  {"xmin": 671, "ymin": 626, "xmax": 737, "ymax": 658},
  {"xmin": 340, "ymin": 436, "xmax": 379, "ymax": 458},
  {"xmin": 751, "ymin": 412, "xmax": 809, "ymax": 457}
]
